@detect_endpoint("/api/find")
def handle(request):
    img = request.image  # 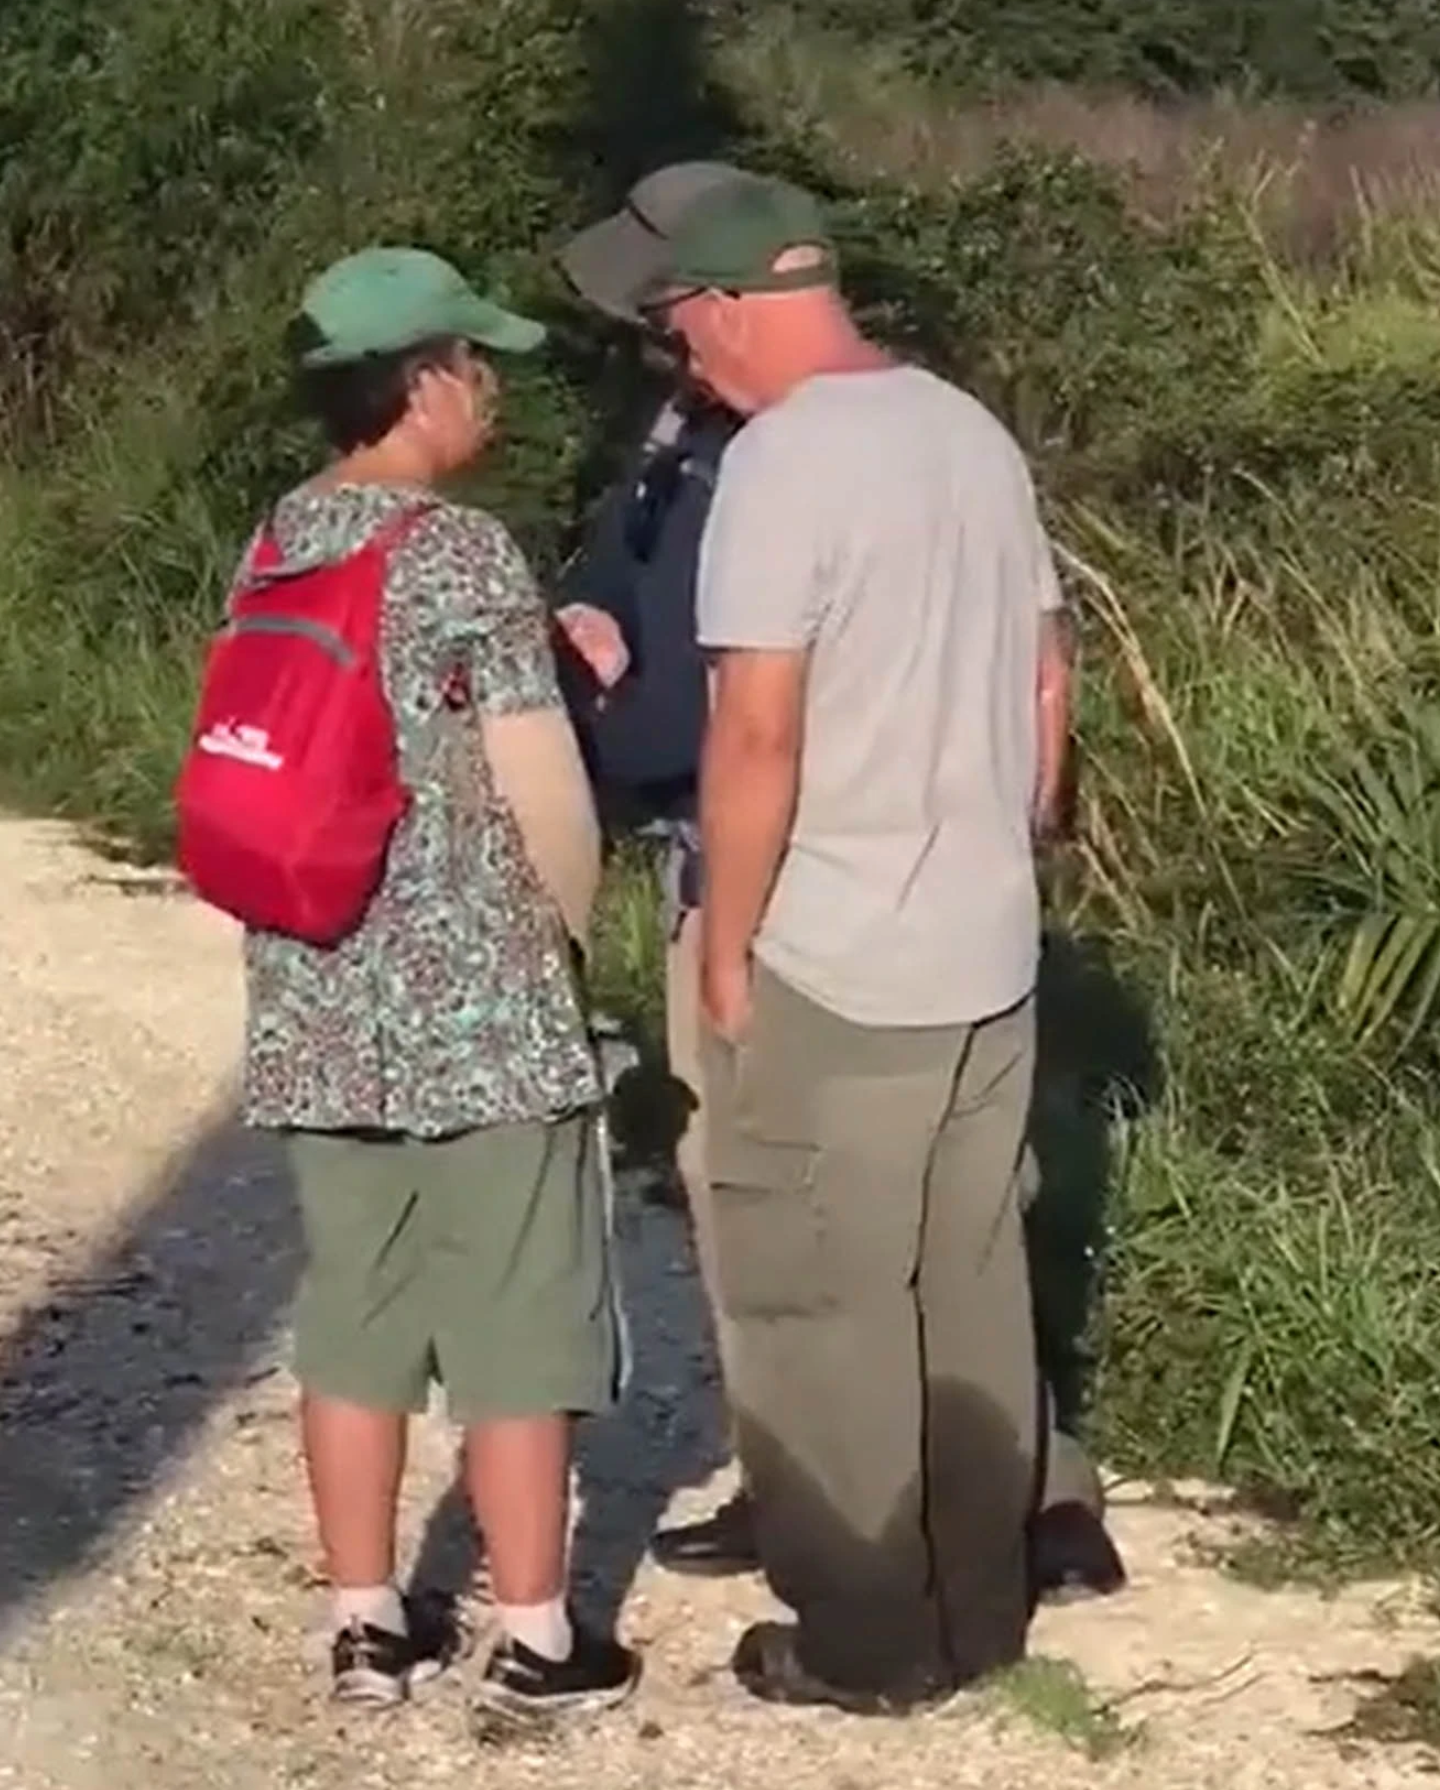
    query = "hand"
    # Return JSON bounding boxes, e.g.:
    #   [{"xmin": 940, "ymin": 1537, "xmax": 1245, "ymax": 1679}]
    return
[
  {"xmin": 702, "ymin": 953, "xmax": 753, "ymax": 1044},
  {"xmin": 555, "ymin": 603, "xmax": 631, "ymax": 689}
]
